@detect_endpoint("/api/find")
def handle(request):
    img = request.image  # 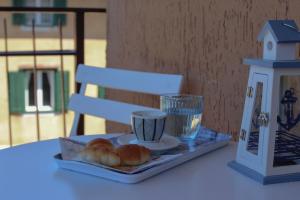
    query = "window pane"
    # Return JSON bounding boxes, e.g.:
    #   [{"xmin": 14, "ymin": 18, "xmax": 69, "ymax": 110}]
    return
[
  {"xmin": 24, "ymin": 0, "xmax": 36, "ymax": 25},
  {"xmin": 40, "ymin": 0, "xmax": 53, "ymax": 25},
  {"xmin": 28, "ymin": 72, "xmax": 35, "ymax": 106},
  {"xmin": 274, "ymin": 75, "xmax": 300, "ymax": 167},
  {"xmin": 41, "ymin": 0, "xmax": 52, "ymax": 6},
  {"xmin": 42, "ymin": 72, "xmax": 51, "ymax": 106},
  {"xmin": 247, "ymin": 82, "xmax": 263, "ymax": 155},
  {"xmin": 25, "ymin": 13, "xmax": 35, "ymax": 26},
  {"xmin": 25, "ymin": 0, "xmax": 36, "ymax": 6},
  {"xmin": 40, "ymin": 14, "xmax": 52, "ymax": 25}
]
